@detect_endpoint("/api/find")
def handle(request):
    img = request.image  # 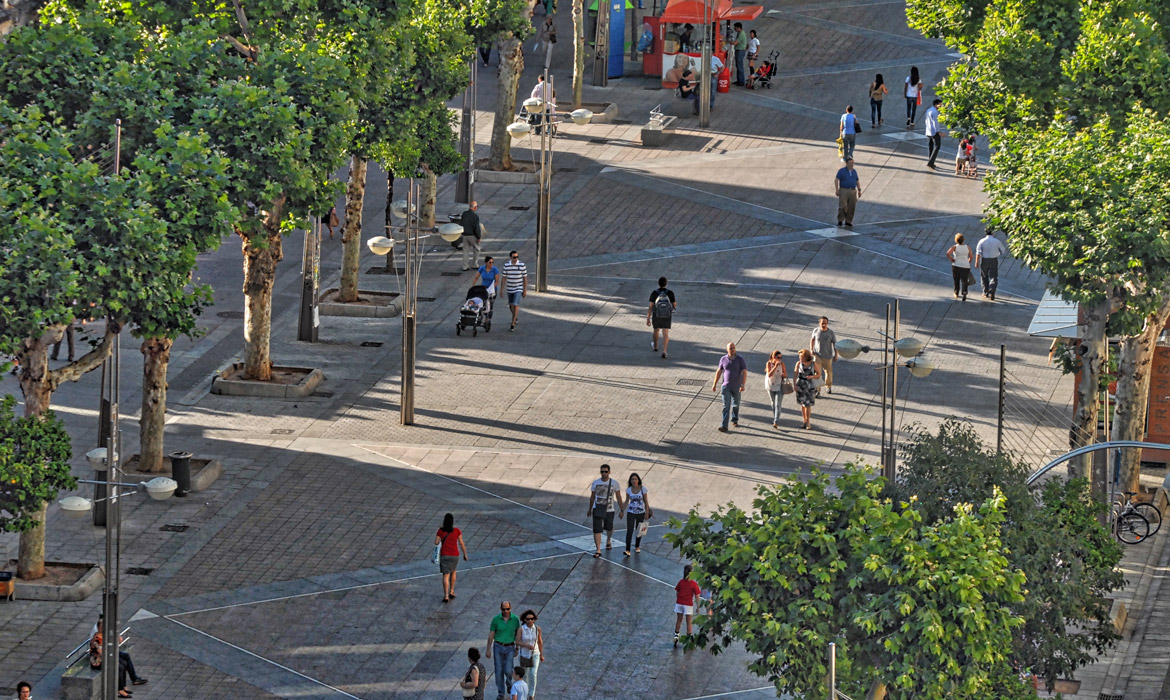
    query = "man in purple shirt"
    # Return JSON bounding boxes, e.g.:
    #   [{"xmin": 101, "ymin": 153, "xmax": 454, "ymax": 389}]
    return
[{"xmin": 711, "ymin": 342, "xmax": 748, "ymax": 432}]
